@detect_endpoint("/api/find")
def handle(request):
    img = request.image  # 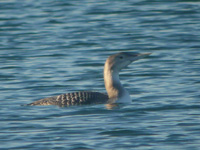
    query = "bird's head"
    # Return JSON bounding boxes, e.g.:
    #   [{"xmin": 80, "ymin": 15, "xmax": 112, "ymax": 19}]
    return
[{"xmin": 105, "ymin": 52, "xmax": 151, "ymax": 72}]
